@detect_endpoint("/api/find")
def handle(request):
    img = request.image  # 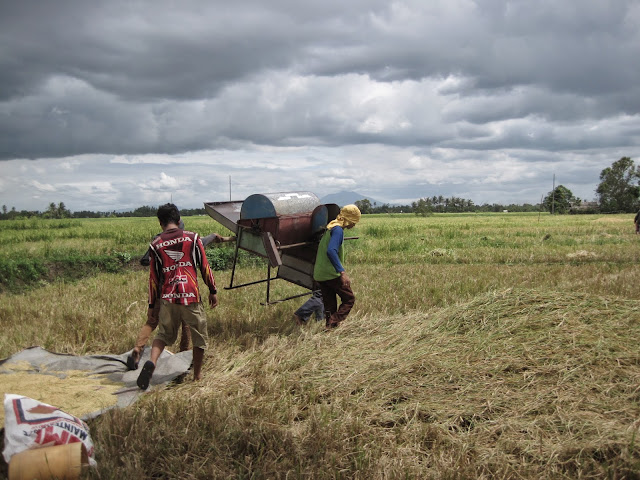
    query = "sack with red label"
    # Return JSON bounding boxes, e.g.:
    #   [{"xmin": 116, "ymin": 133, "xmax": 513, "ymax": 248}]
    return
[{"xmin": 2, "ymin": 393, "xmax": 97, "ymax": 466}]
